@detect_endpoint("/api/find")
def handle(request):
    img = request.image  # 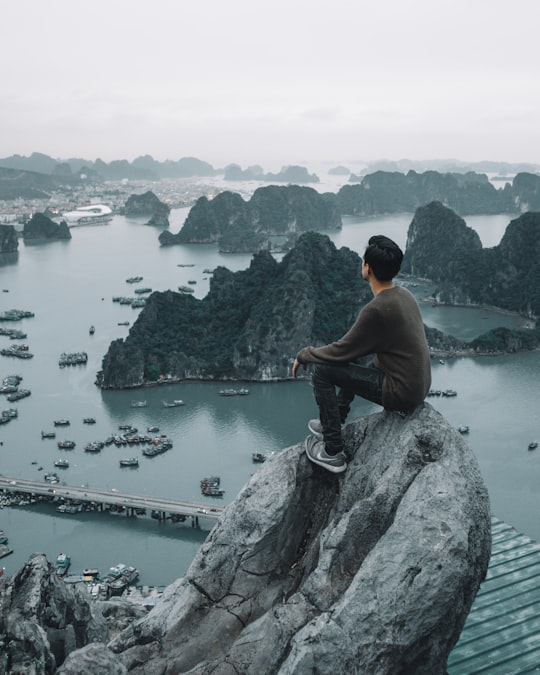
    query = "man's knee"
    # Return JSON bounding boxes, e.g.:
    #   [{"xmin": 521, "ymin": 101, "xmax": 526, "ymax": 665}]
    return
[{"xmin": 312, "ymin": 363, "xmax": 336, "ymax": 387}]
